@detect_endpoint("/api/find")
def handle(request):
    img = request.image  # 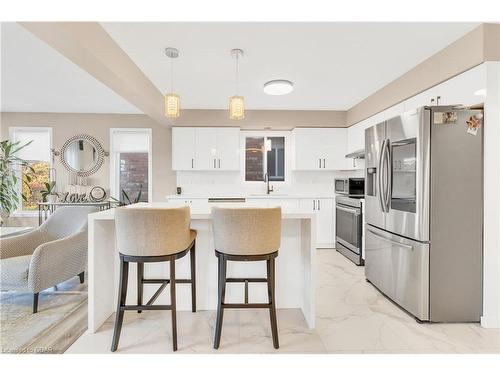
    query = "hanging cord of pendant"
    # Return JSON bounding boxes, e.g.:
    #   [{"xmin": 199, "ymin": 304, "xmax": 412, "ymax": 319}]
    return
[
  {"xmin": 170, "ymin": 55, "xmax": 174, "ymax": 93},
  {"xmin": 235, "ymin": 51, "xmax": 239, "ymax": 96}
]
